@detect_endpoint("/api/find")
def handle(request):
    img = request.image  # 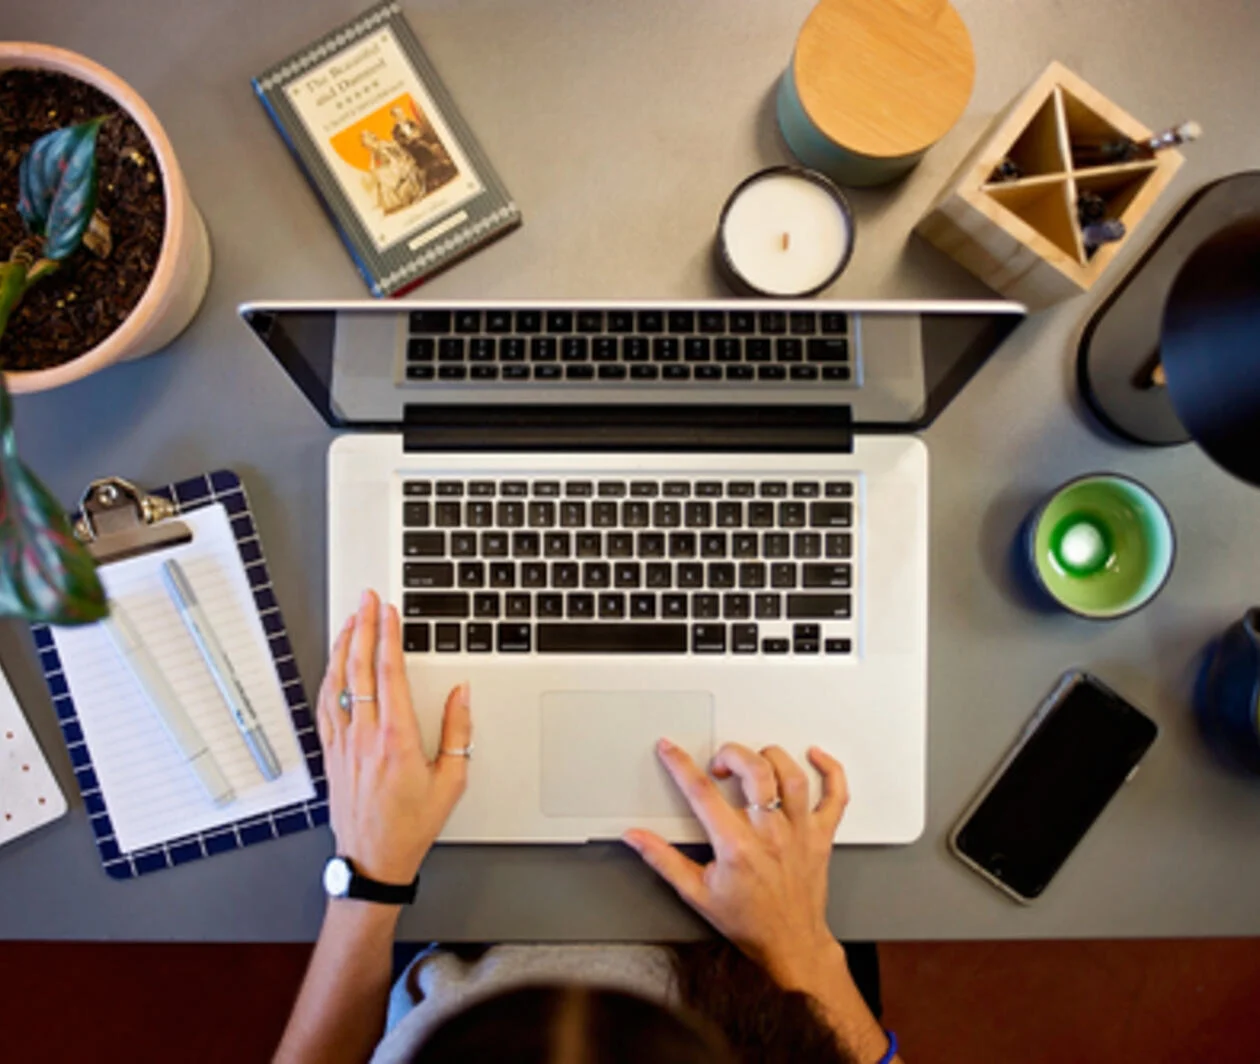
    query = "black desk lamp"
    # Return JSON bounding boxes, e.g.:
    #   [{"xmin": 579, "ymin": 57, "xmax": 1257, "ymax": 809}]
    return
[{"xmin": 1078, "ymin": 175, "xmax": 1260, "ymax": 487}]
